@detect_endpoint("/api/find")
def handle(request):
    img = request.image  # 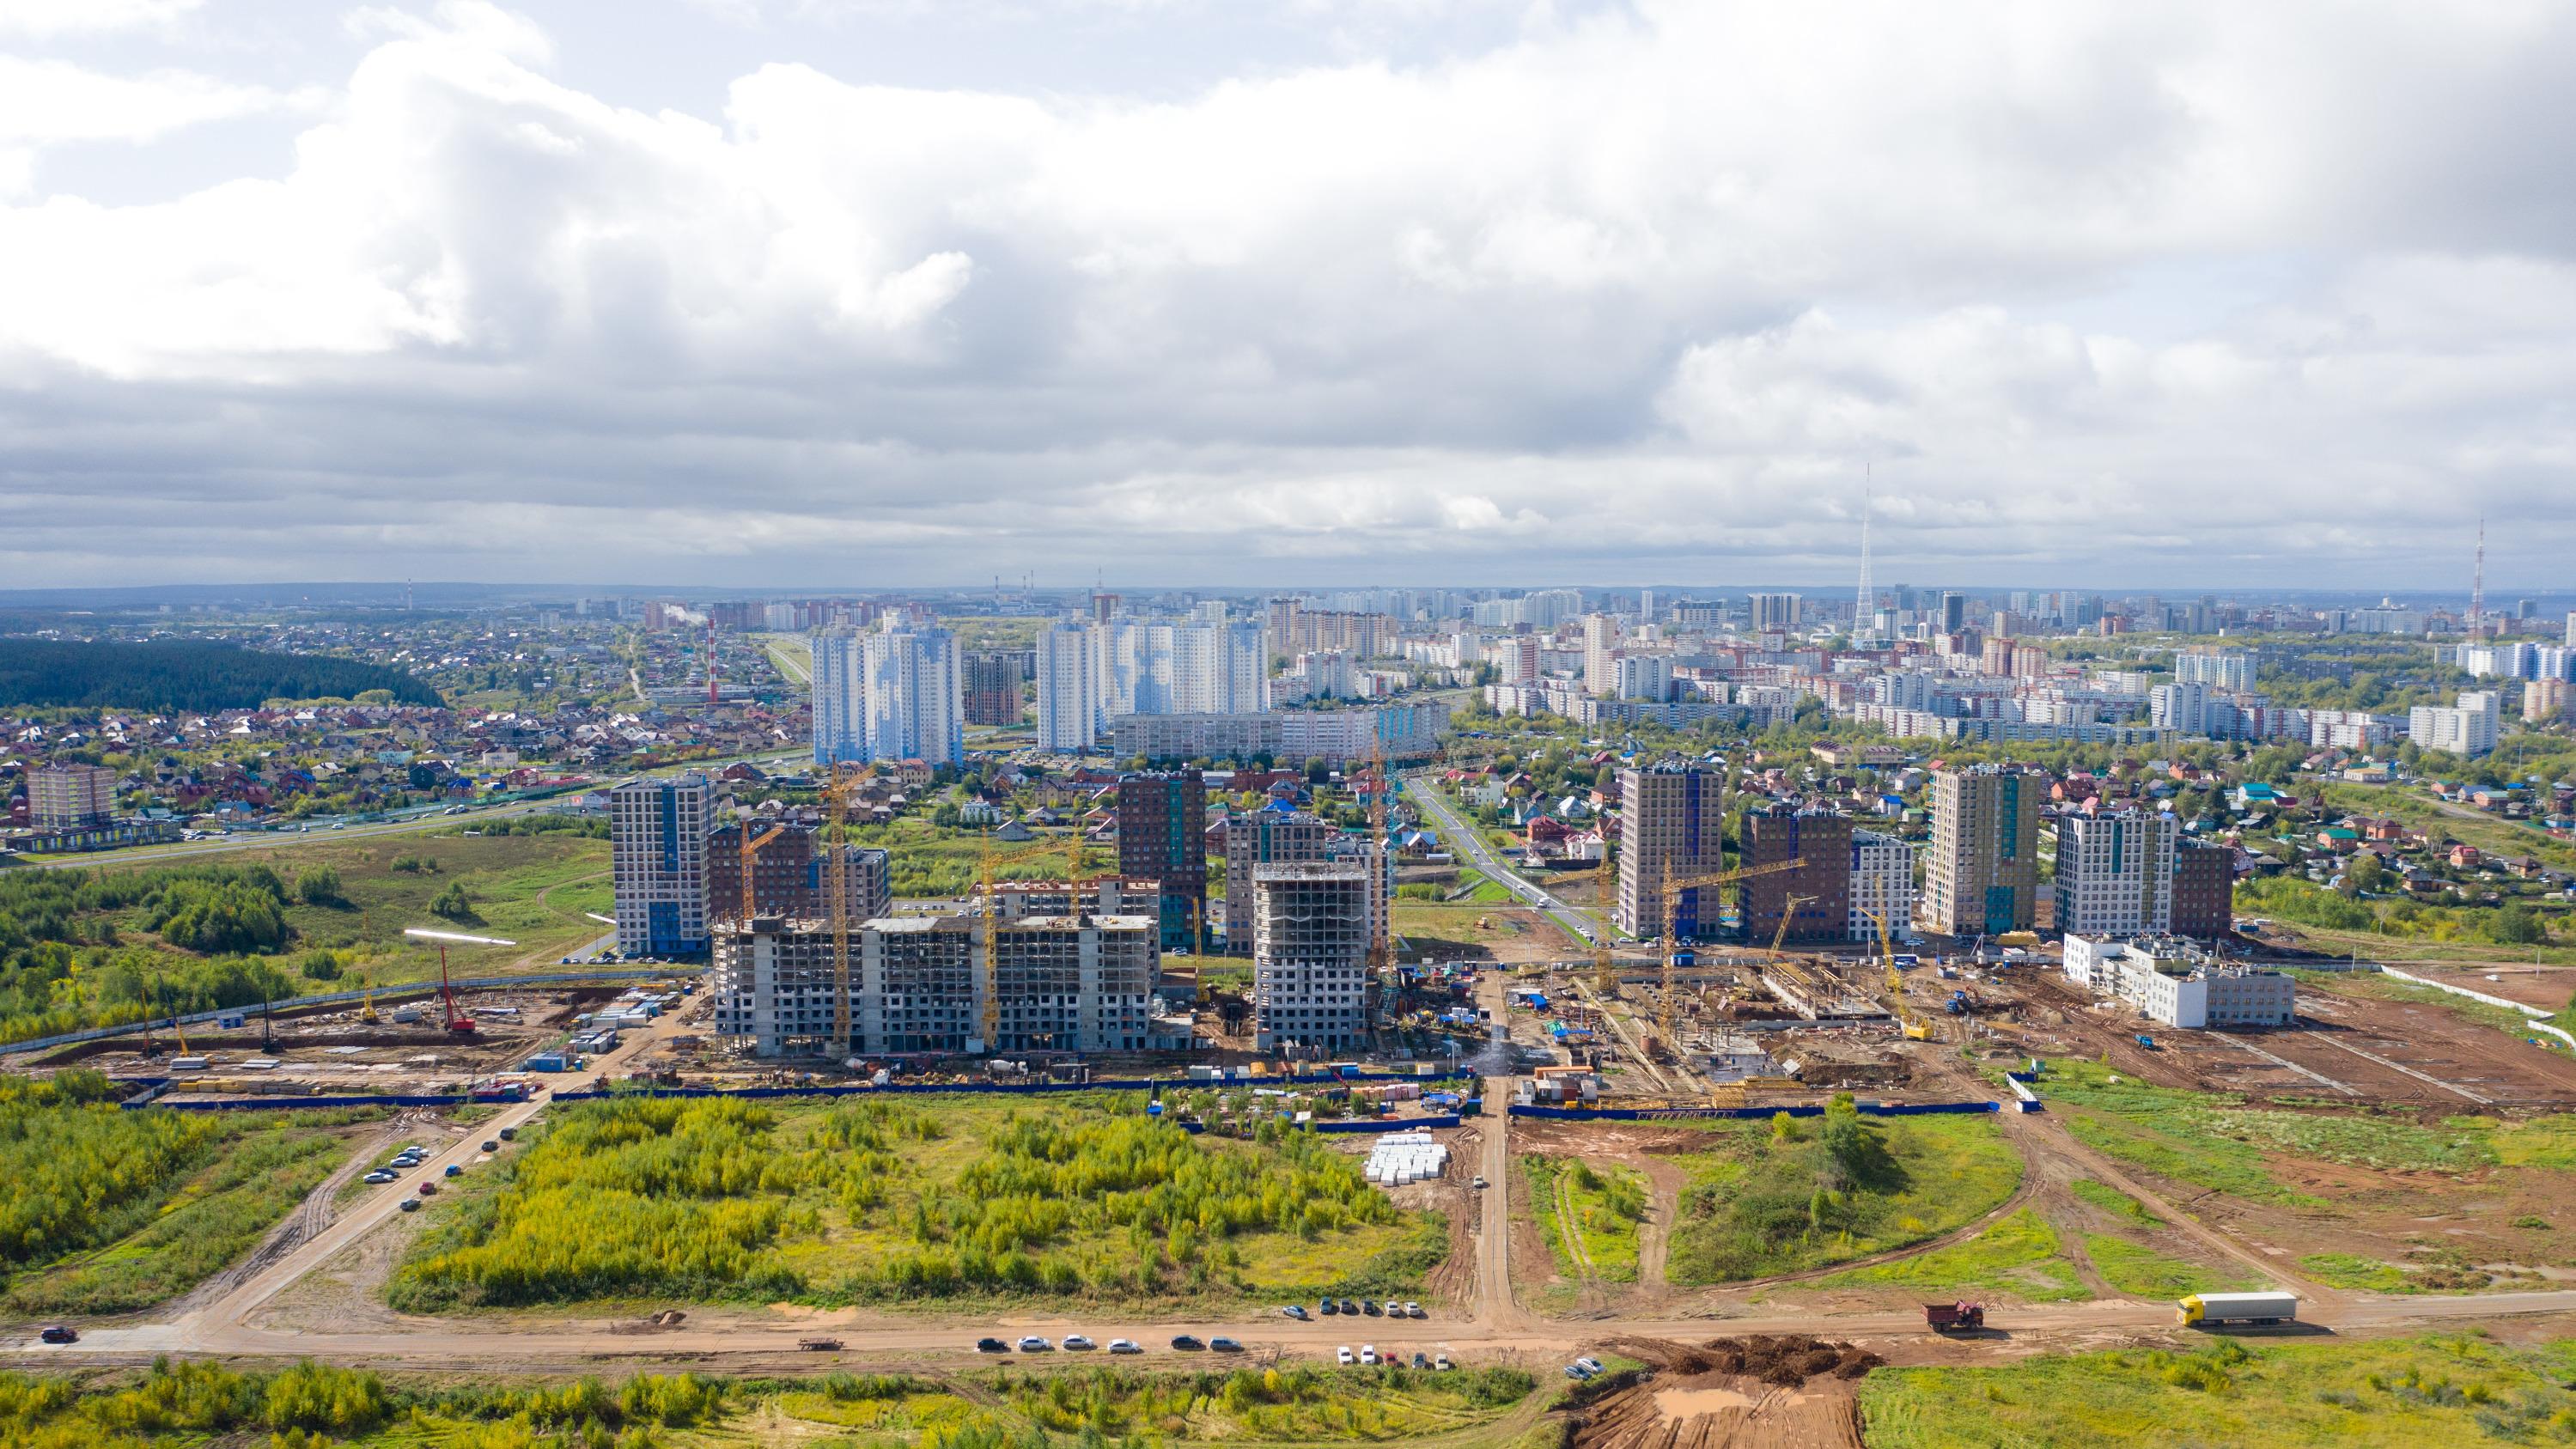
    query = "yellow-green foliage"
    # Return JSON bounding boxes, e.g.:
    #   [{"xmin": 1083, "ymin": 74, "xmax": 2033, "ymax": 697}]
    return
[
  {"xmin": 1525, "ymin": 1156, "xmax": 1648, "ymax": 1283},
  {"xmin": 1666, "ymin": 1102, "xmax": 2023, "ymax": 1283},
  {"xmin": 1820, "ymin": 1209, "xmax": 2086, "ymax": 1302},
  {"xmin": 0, "ymin": 1074, "xmax": 228, "ymax": 1271},
  {"xmin": 2082, "ymin": 1234, "xmax": 2248, "ymax": 1300},
  {"xmin": 1862, "ymin": 1333, "xmax": 2576, "ymax": 1447},
  {"xmin": 394, "ymin": 1093, "xmax": 1428, "ymax": 1311}
]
